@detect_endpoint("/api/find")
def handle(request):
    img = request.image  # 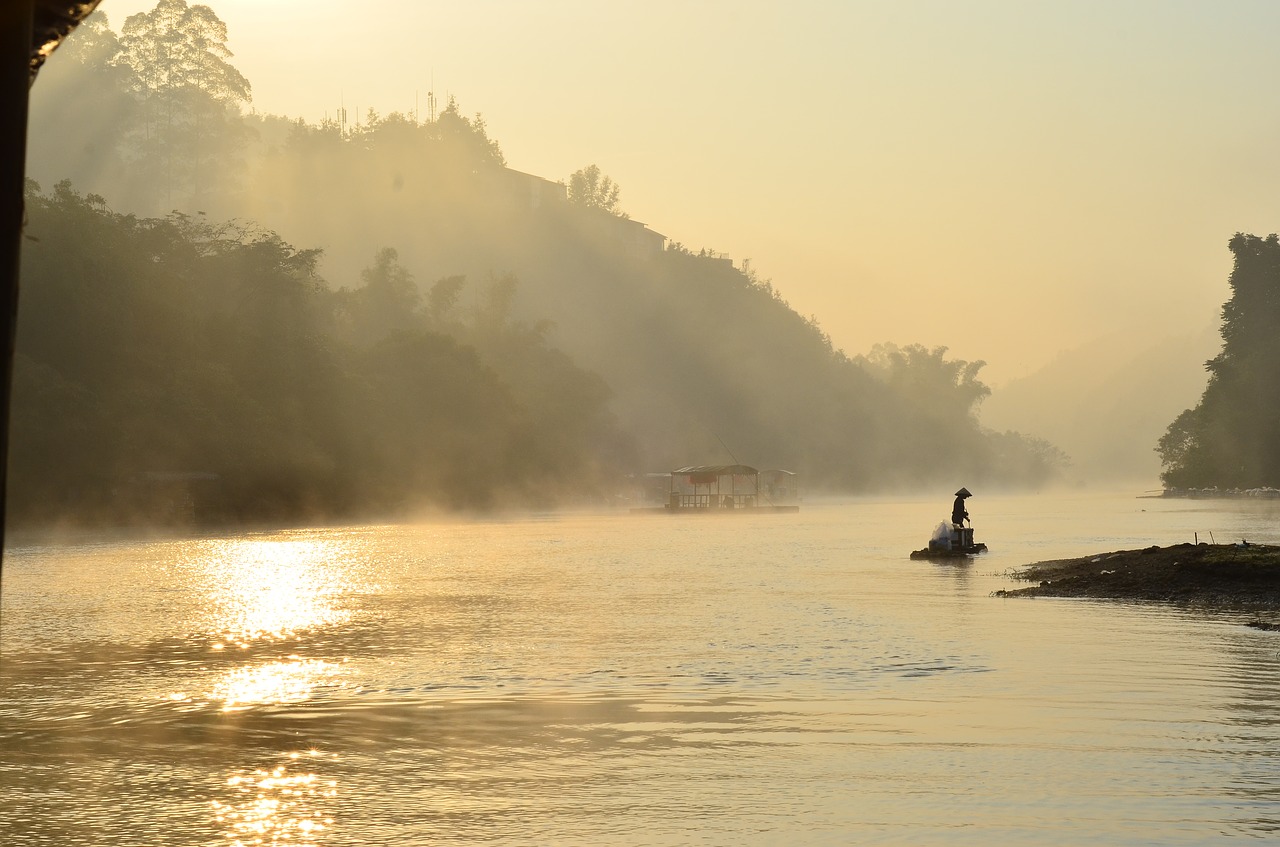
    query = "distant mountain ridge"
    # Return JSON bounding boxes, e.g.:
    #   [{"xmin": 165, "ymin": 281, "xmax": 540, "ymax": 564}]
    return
[{"xmin": 980, "ymin": 326, "xmax": 1219, "ymax": 485}]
